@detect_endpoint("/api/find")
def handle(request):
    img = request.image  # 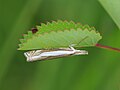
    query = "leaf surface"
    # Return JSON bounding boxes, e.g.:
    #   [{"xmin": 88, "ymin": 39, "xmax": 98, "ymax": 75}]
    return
[{"xmin": 18, "ymin": 20, "xmax": 102, "ymax": 50}]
